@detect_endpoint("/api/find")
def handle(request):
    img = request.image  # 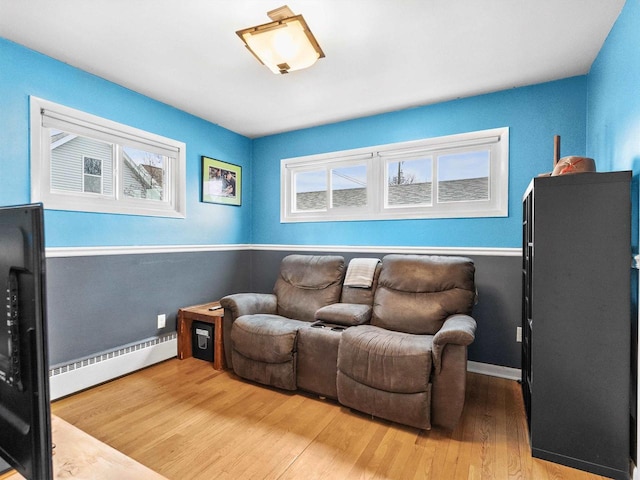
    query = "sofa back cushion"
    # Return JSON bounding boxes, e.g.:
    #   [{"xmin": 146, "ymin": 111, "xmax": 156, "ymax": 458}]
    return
[
  {"xmin": 372, "ymin": 255, "xmax": 476, "ymax": 334},
  {"xmin": 340, "ymin": 262, "xmax": 381, "ymax": 305},
  {"xmin": 274, "ymin": 255, "xmax": 345, "ymax": 322}
]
